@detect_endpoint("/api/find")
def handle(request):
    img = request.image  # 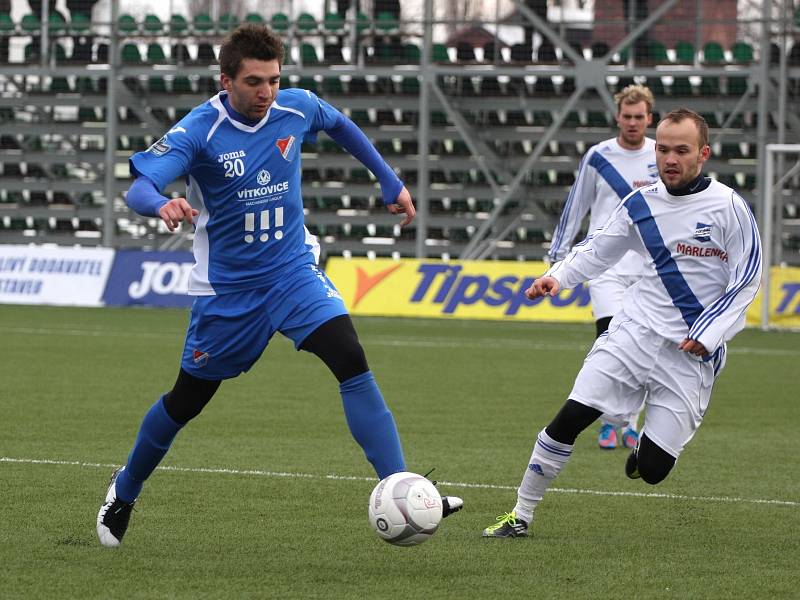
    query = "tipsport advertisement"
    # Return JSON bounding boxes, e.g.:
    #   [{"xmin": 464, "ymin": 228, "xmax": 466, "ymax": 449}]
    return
[
  {"xmin": 324, "ymin": 257, "xmax": 593, "ymax": 322},
  {"xmin": 326, "ymin": 257, "xmax": 800, "ymax": 327}
]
